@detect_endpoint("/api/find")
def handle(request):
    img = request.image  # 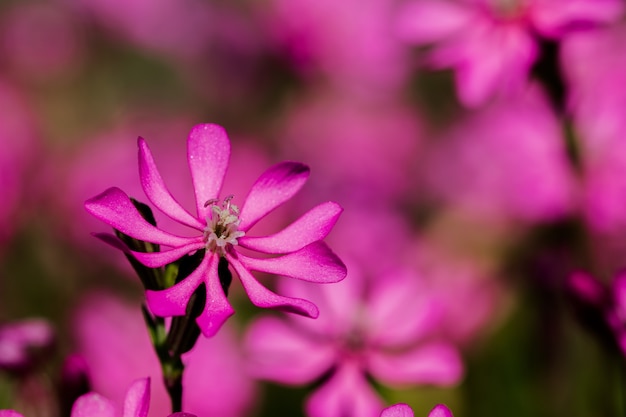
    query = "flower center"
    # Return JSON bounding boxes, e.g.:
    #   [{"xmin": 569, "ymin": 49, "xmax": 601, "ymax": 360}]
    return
[
  {"xmin": 202, "ymin": 195, "xmax": 245, "ymax": 255},
  {"xmin": 488, "ymin": 0, "xmax": 528, "ymax": 20}
]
